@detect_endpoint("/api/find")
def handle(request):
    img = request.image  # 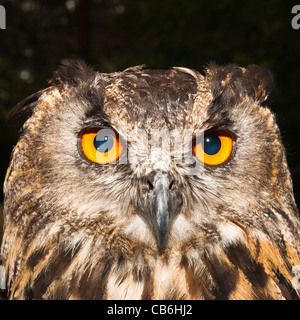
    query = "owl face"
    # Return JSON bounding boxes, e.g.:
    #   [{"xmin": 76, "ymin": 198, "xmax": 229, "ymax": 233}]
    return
[
  {"xmin": 6, "ymin": 61, "xmax": 292, "ymax": 251},
  {"xmin": 2, "ymin": 61, "xmax": 300, "ymax": 300}
]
